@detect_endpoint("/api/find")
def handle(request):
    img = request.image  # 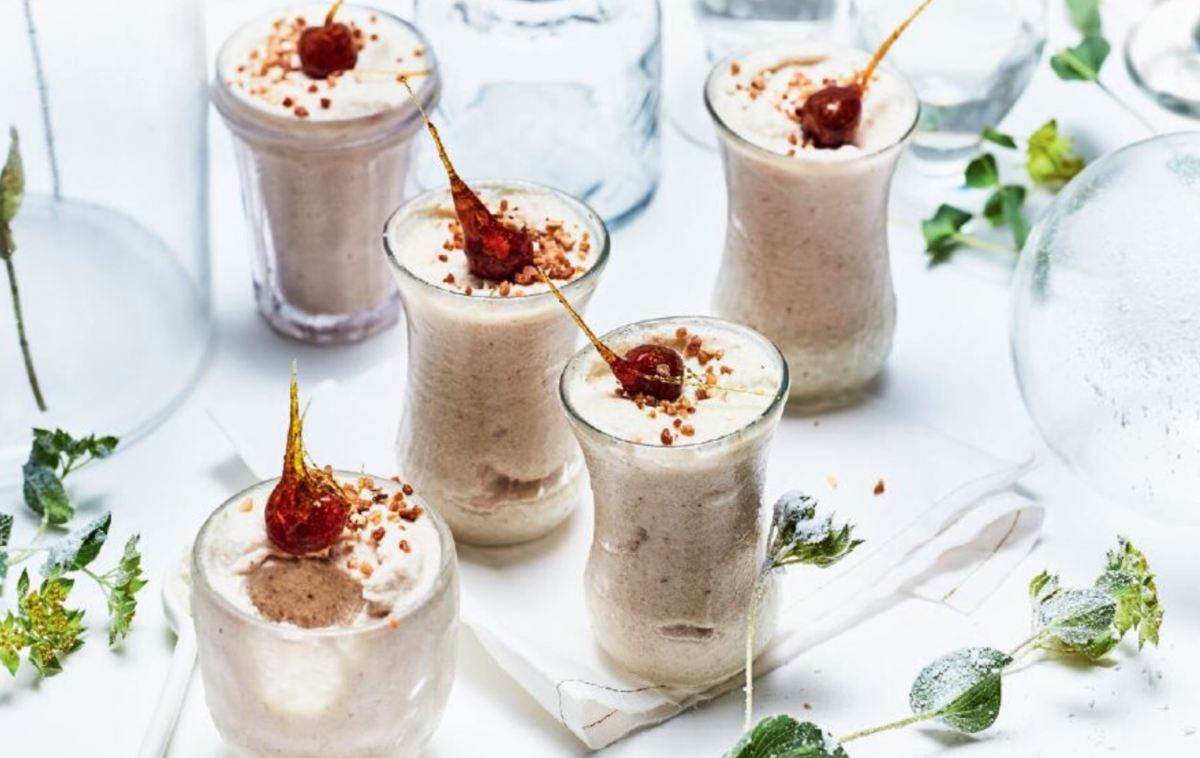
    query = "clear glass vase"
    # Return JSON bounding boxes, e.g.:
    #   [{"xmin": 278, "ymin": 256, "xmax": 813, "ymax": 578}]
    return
[
  {"xmin": 413, "ymin": 0, "xmax": 663, "ymax": 225},
  {"xmin": 0, "ymin": 0, "xmax": 212, "ymax": 484}
]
